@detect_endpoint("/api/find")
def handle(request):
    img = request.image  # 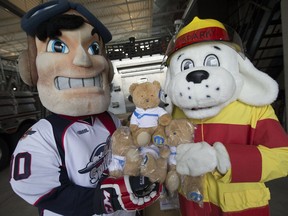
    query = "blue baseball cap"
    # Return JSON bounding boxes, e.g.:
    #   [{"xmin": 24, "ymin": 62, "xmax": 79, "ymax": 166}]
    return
[{"xmin": 21, "ymin": 0, "xmax": 112, "ymax": 43}]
